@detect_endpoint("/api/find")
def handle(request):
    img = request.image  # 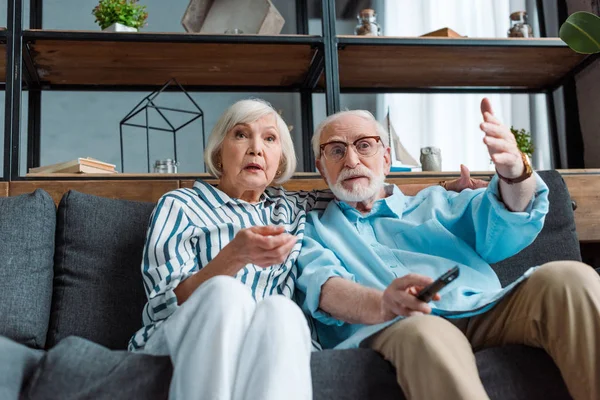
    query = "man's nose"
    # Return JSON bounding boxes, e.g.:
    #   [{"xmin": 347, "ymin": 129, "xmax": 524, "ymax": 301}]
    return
[{"xmin": 343, "ymin": 146, "xmax": 360, "ymax": 168}]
